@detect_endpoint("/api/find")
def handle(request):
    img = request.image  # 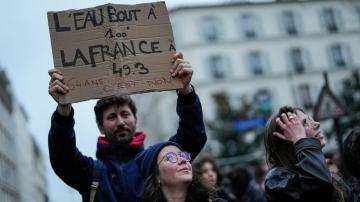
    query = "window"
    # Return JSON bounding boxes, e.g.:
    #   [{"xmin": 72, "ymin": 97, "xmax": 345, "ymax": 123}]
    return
[
  {"xmin": 289, "ymin": 48, "xmax": 305, "ymax": 74},
  {"xmin": 208, "ymin": 55, "xmax": 230, "ymax": 79},
  {"xmin": 254, "ymin": 89, "xmax": 272, "ymax": 115},
  {"xmin": 282, "ymin": 11, "xmax": 298, "ymax": 35},
  {"xmin": 240, "ymin": 14, "xmax": 258, "ymax": 38},
  {"xmin": 322, "ymin": 8, "xmax": 340, "ymax": 33},
  {"xmin": 247, "ymin": 51, "xmax": 265, "ymax": 76},
  {"xmin": 213, "ymin": 92, "xmax": 231, "ymax": 115},
  {"xmin": 200, "ymin": 16, "xmax": 220, "ymax": 42},
  {"xmin": 298, "ymin": 84, "xmax": 313, "ymax": 109},
  {"xmin": 329, "ymin": 44, "xmax": 347, "ymax": 68}
]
